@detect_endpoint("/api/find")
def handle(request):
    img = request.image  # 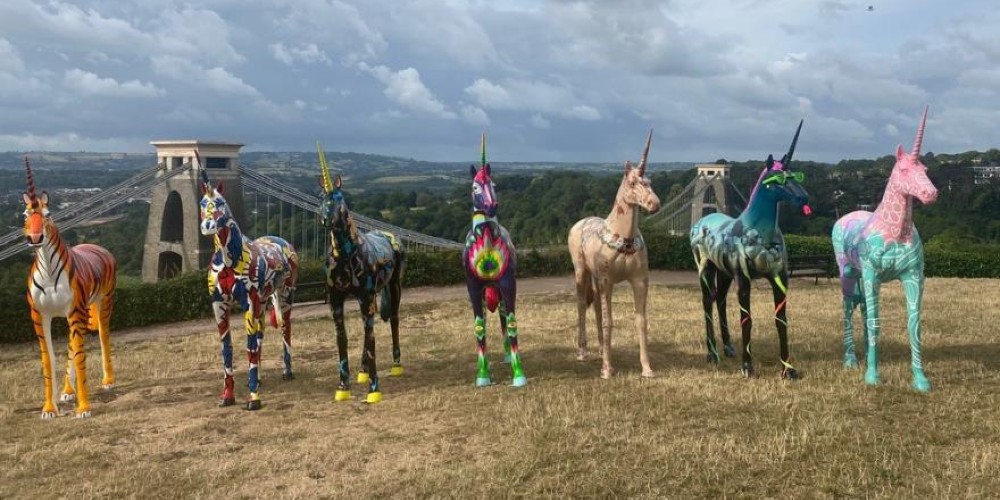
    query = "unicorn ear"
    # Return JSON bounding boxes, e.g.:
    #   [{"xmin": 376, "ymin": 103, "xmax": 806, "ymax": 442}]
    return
[
  {"xmin": 40, "ymin": 191, "xmax": 48, "ymax": 204},
  {"xmin": 765, "ymin": 154, "xmax": 774, "ymax": 169},
  {"xmin": 895, "ymin": 144, "xmax": 905, "ymax": 160},
  {"xmin": 469, "ymin": 164, "xmax": 478, "ymax": 178},
  {"xmin": 484, "ymin": 163, "xmax": 491, "ymax": 176},
  {"xmin": 334, "ymin": 174, "xmax": 343, "ymax": 189},
  {"xmin": 22, "ymin": 192, "xmax": 31, "ymax": 205},
  {"xmin": 624, "ymin": 160, "xmax": 633, "ymax": 173},
  {"xmin": 217, "ymin": 181, "xmax": 225, "ymax": 195}
]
